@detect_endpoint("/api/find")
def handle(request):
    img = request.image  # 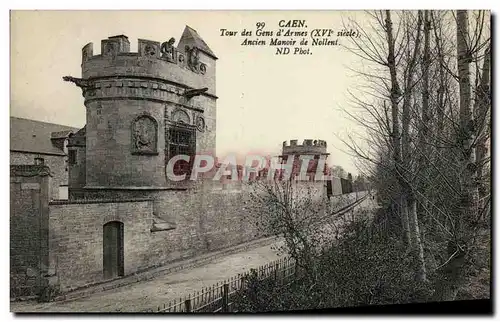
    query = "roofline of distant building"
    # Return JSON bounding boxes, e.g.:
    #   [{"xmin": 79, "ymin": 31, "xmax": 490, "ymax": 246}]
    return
[{"xmin": 10, "ymin": 116, "xmax": 81, "ymax": 130}]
